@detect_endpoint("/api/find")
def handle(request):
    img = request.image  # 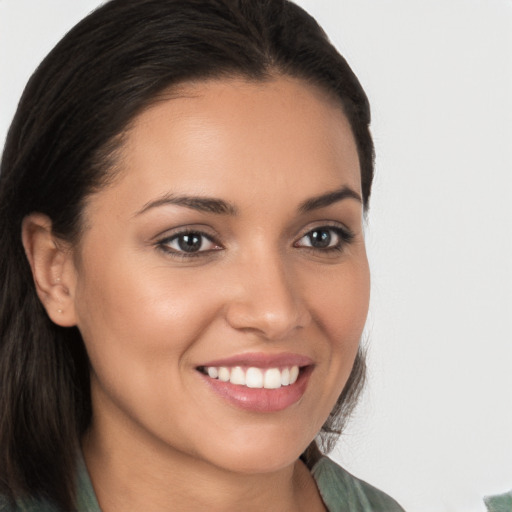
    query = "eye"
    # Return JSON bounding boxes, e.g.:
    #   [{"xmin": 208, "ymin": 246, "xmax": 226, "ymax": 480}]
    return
[
  {"xmin": 158, "ymin": 231, "xmax": 221, "ymax": 255},
  {"xmin": 295, "ymin": 226, "xmax": 353, "ymax": 251}
]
